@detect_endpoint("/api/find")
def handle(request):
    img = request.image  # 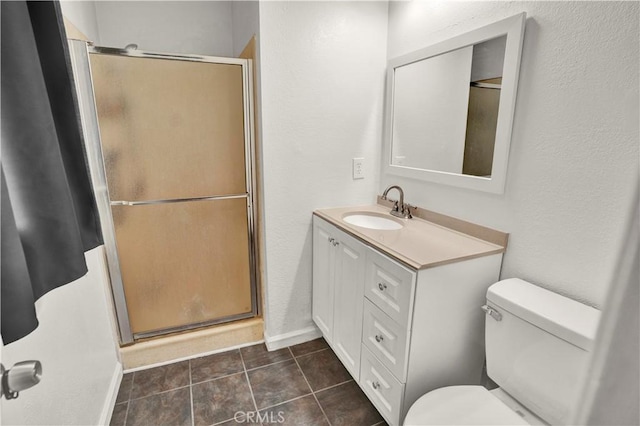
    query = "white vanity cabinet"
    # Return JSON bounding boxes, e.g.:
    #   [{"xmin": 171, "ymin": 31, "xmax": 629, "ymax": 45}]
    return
[
  {"xmin": 312, "ymin": 215, "xmax": 366, "ymax": 379},
  {"xmin": 312, "ymin": 213, "xmax": 504, "ymax": 426}
]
